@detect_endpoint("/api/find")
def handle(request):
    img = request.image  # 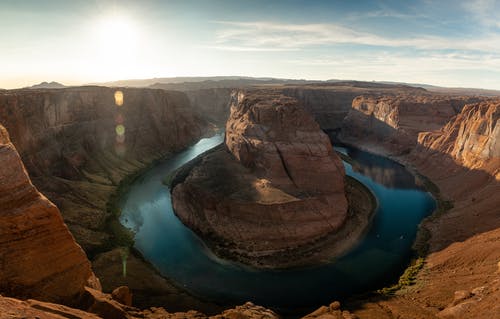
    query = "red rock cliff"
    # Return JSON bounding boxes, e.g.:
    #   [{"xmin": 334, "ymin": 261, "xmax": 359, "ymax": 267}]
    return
[
  {"xmin": 418, "ymin": 100, "xmax": 499, "ymax": 172},
  {"xmin": 342, "ymin": 94, "xmax": 482, "ymax": 153},
  {"xmin": 0, "ymin": 124, "xmax": 99, "ymax": 303}
]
